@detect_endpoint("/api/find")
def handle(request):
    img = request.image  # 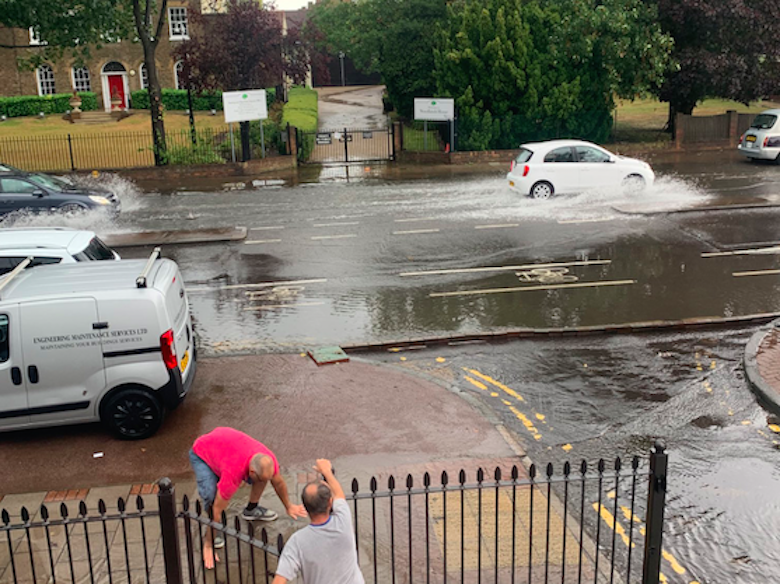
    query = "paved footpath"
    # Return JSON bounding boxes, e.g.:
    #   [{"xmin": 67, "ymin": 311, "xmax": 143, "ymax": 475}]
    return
[
  {"xmin": 745, "ymin": 321, "xmax": 780, "ymax": 417},
  {"xmin": 0, "ymin": 355, "xmax": 608, "ymax": 584}
]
